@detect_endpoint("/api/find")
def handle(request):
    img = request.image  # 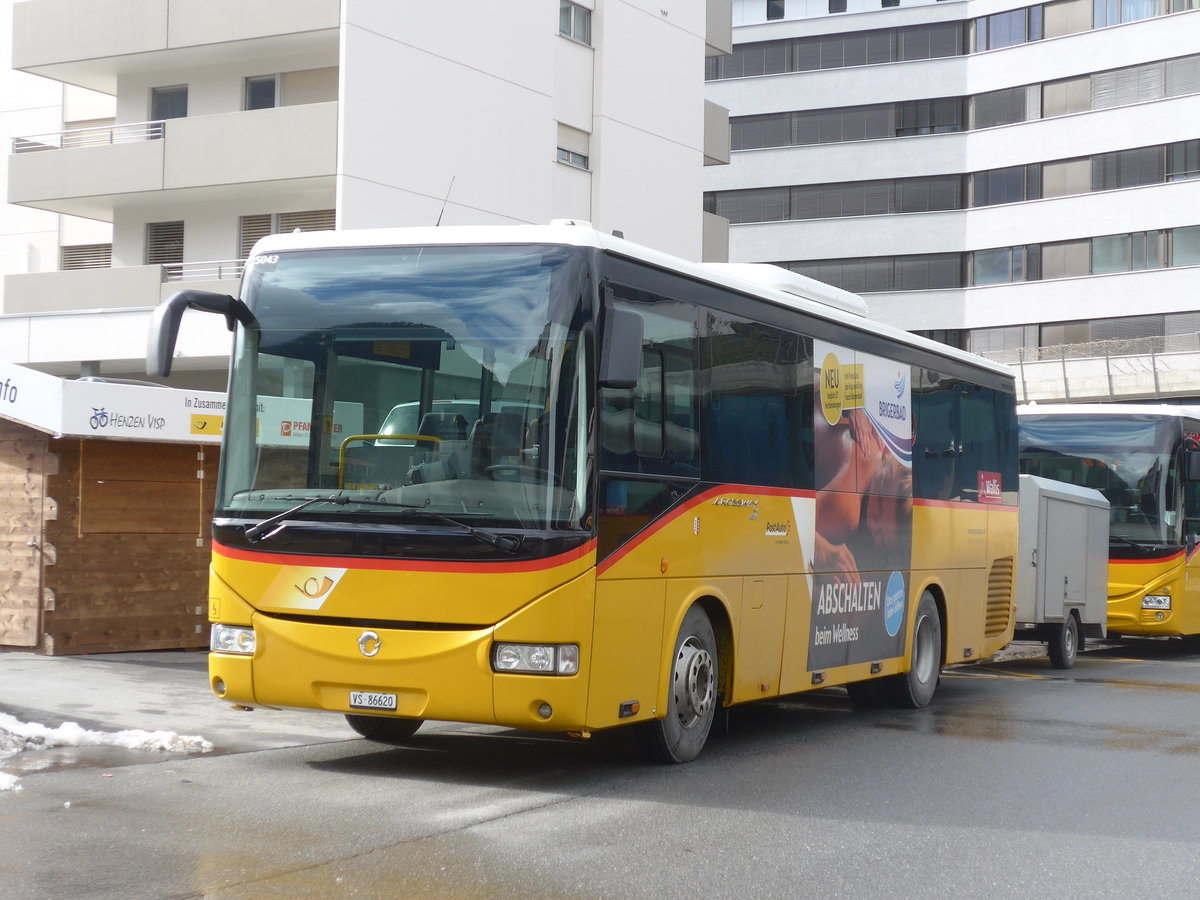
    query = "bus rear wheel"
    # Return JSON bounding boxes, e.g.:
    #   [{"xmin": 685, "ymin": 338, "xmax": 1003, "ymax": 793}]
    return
[
  {"xmin": 878, "ymin": 590, "xmax": 942, "ymax": 709},
  {"xmin": 345, "ymin": 714, "xmax": 423, "ymax": 744},
  {"xmin": 637, "ymin": 606, "xmax": 718, "ymax": 764}
]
